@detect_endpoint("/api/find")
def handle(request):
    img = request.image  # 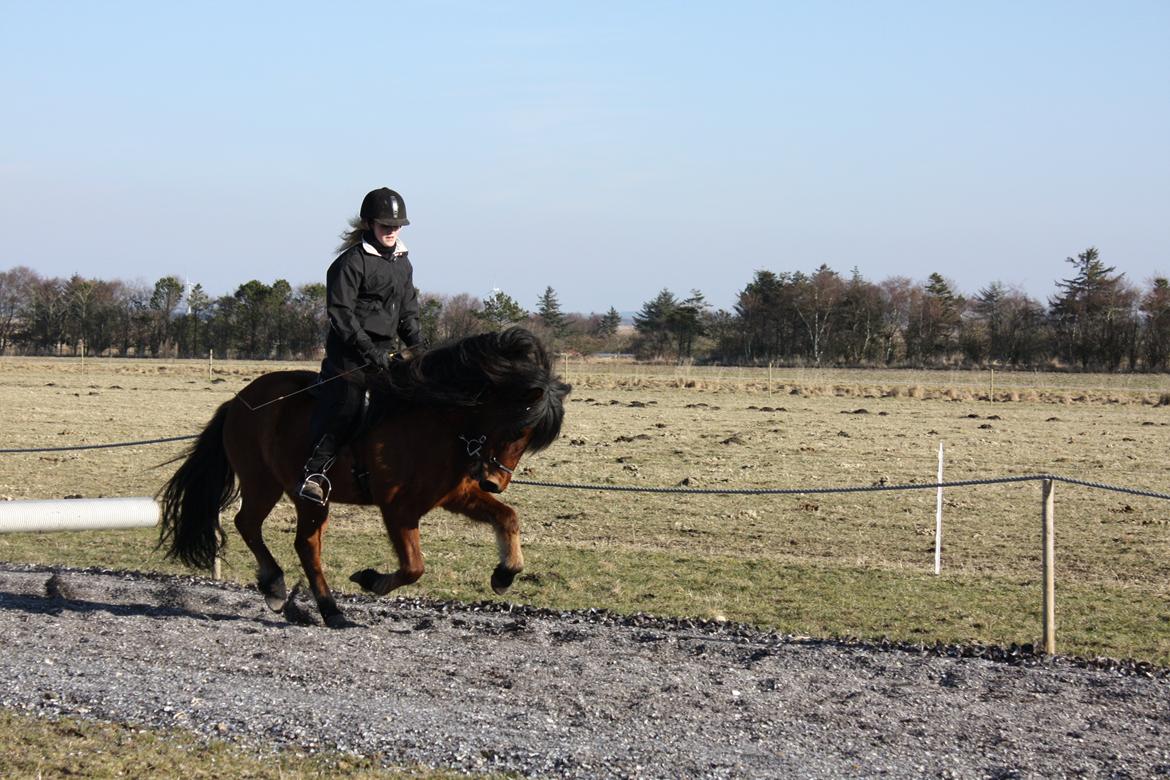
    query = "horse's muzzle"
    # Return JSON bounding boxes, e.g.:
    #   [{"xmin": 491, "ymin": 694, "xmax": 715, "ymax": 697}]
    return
[{"xmin": 478, "ymin": 478, "xmax": 502, "ymax": 493}]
